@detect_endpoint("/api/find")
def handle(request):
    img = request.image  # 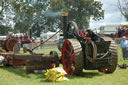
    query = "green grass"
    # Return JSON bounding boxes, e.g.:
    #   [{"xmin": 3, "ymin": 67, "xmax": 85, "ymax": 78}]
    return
[
  {"xmin": 34, "ymin": 45, "xmax": 61, "ymax": 55},
  {"xmin": 0, "ymin": 45, "xmax": 128, "ymax": 85}
]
